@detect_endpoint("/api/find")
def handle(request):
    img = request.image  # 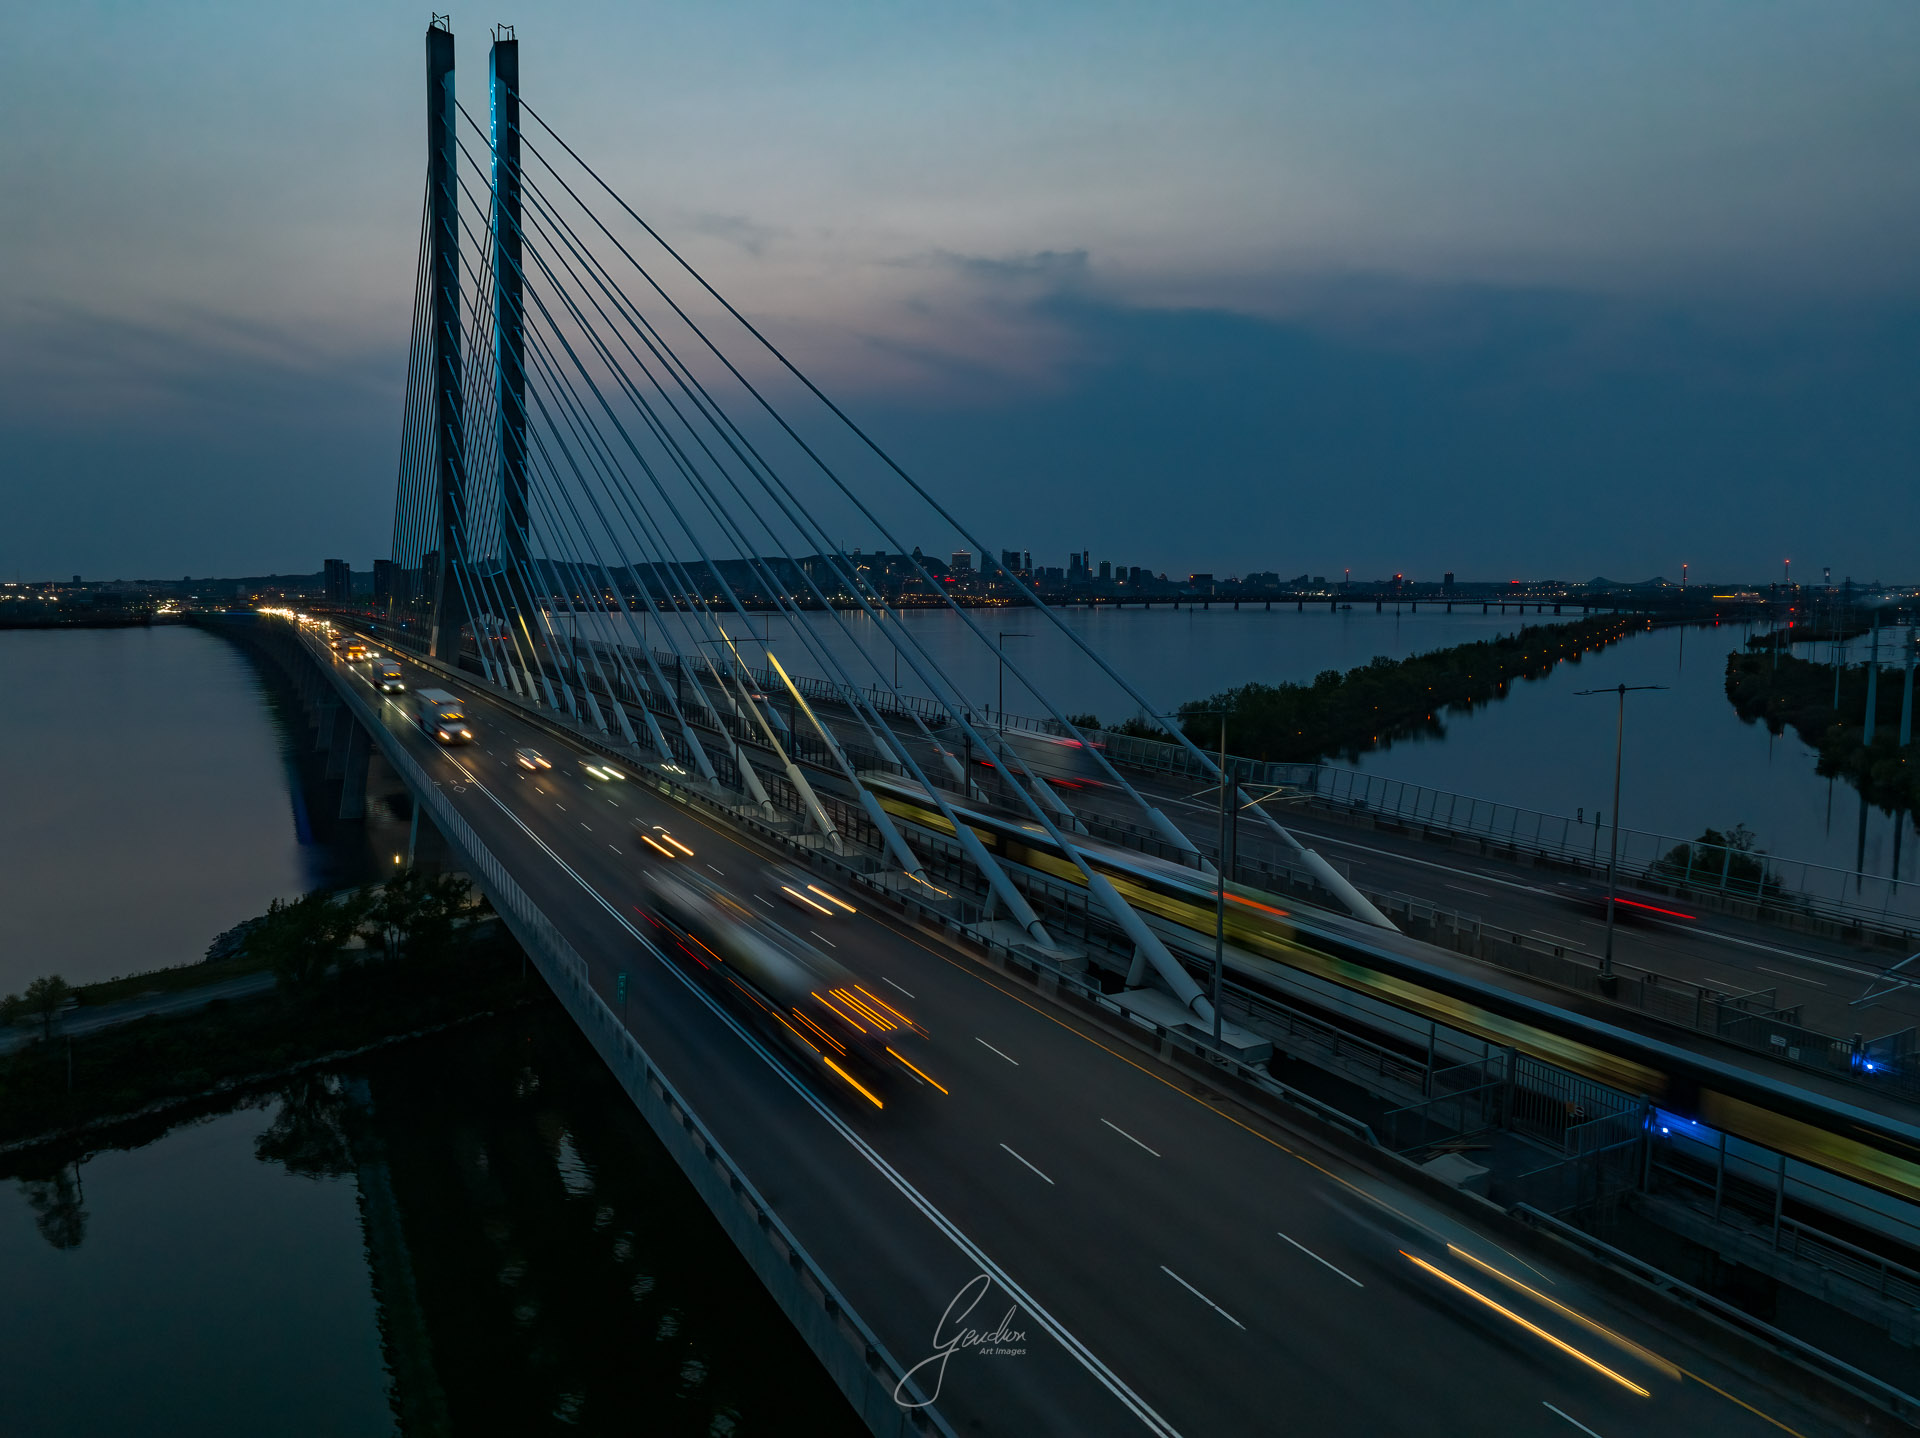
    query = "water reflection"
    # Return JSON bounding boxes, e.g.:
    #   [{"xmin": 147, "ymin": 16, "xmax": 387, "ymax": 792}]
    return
[{"xmin": 0, "ymin": 1002, "xmax": 855, "ymax": 1436}]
